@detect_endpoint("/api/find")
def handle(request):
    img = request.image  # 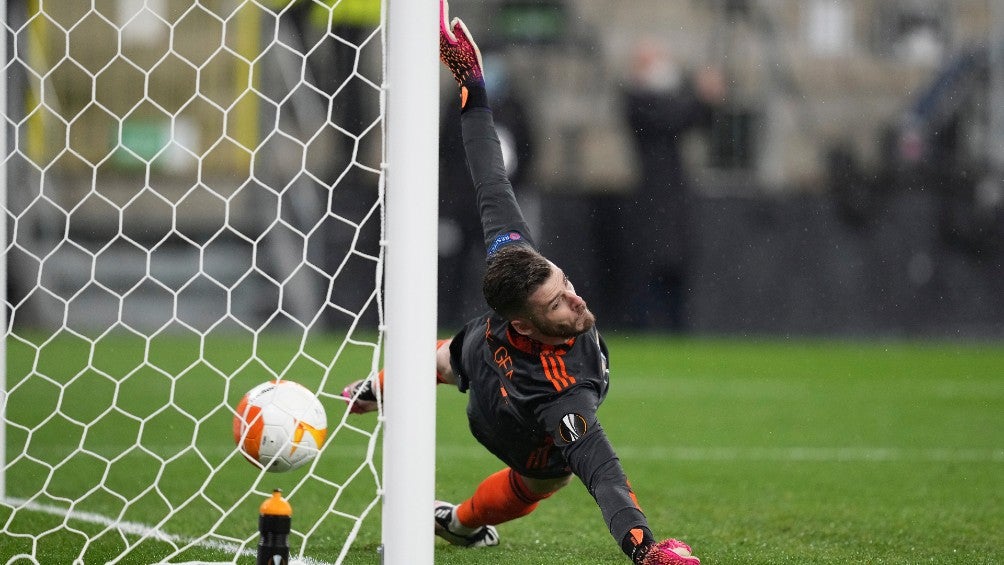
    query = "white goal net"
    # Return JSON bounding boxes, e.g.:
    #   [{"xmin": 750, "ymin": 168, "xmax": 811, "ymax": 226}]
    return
[{"xmin": 0, "ymin": 0, "xmax": 436, "ymax": 563}]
